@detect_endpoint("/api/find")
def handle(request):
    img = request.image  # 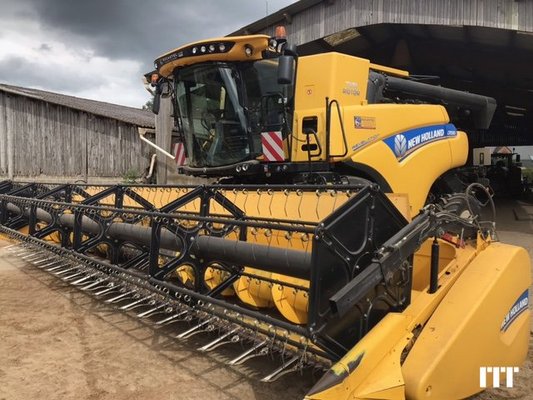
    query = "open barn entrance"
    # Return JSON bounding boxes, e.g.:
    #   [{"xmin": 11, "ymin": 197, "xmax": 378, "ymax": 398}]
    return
[{"xmin": 298, "ymin": 23, "xmax": 533, "ymax": 148}]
